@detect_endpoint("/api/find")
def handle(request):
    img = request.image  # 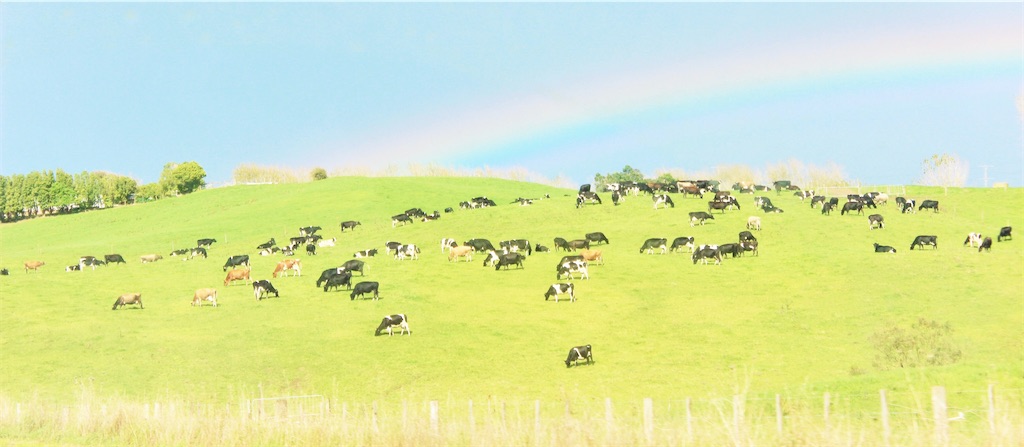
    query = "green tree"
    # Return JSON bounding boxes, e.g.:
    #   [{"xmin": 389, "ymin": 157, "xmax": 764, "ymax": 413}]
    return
[
  {"xmin": 52, "ymin": 170, "xmax": 76, "ymax": 208},
  {"xmin": 311, "ymin": 167, "xmax": 328, "ymax": 181},
  {"xmin": 112, "ymin": 176, "xmax": 138, "ymax": 204},
  {"xmin": 160, "ymin": 161, "xmax": 207, "ymax": 195},
  {"xmin": 136, "ymin": 183, "xmax": 163, "ymax": 202},
  {"xmin": 594, "ymin": 165, "xmax": 646, "ymax": 190}
]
